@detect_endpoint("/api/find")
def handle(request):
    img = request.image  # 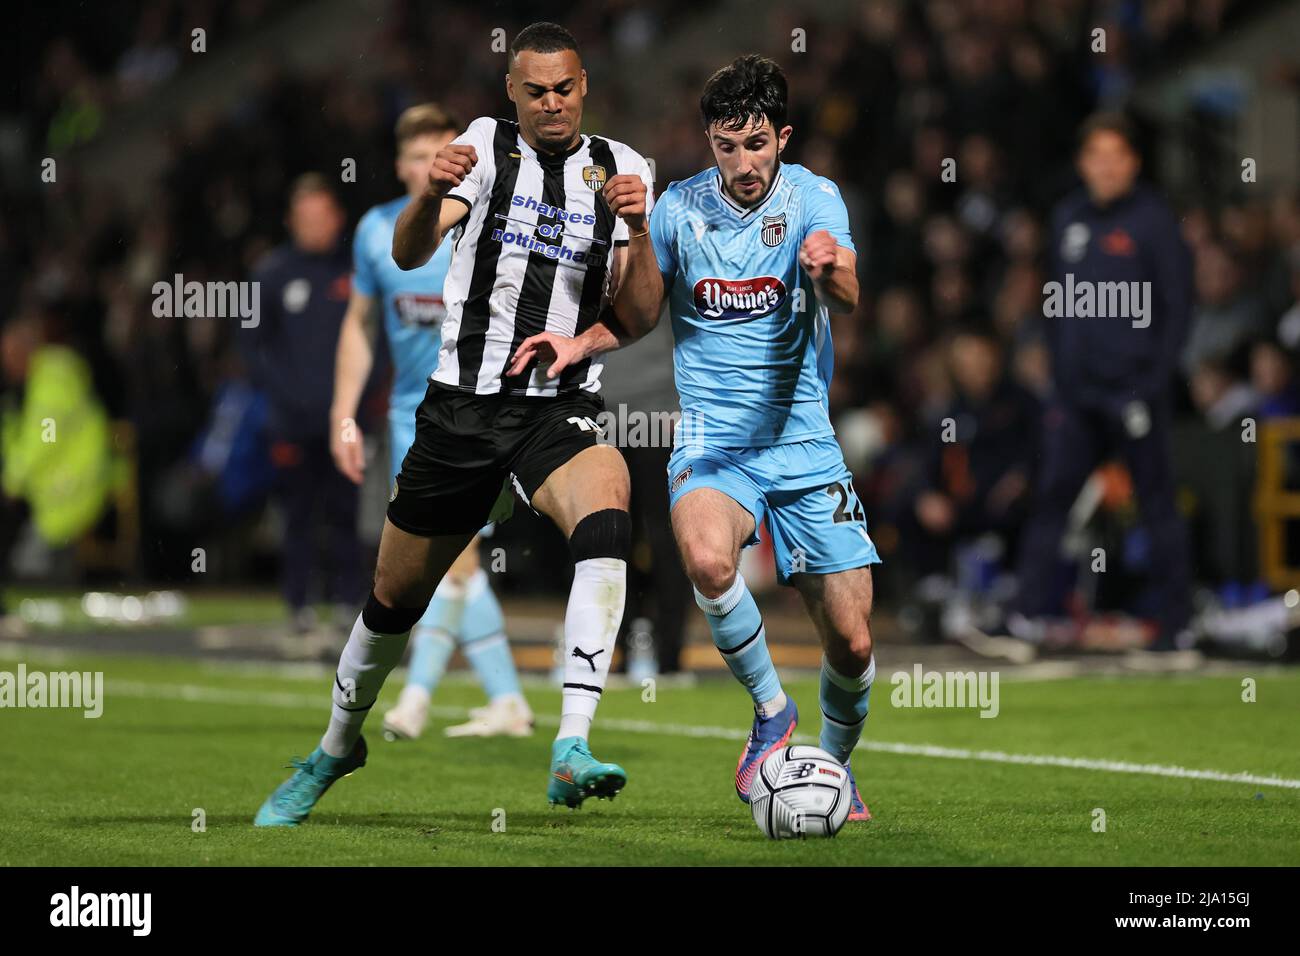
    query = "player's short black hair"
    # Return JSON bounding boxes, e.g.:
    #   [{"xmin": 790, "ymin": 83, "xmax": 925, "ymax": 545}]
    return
[
  {"xmin": 510, "ymin": 22, "xmax": 580, "ymax": 61},
  {"xmin": 1077, "ymin": 111, "xmax": 1140, "ymax": 156},
  {"xmin": 700, "ymin": 54, "xmax": 788, "ymax": 133}
]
